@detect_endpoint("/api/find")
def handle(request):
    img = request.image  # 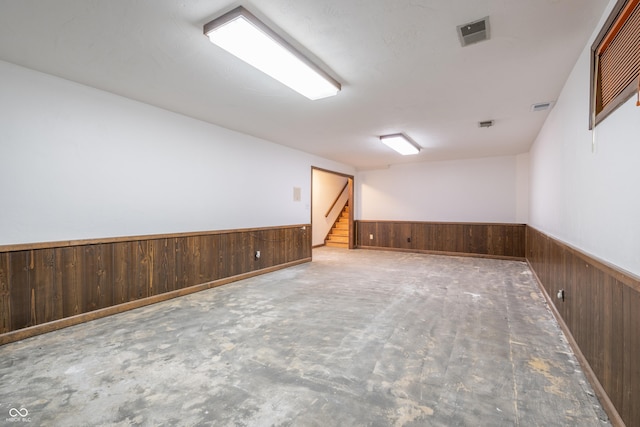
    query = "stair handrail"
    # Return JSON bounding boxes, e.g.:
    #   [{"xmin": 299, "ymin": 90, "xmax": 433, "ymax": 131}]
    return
[{"xmin": 325, "ymin": 182, "xmax": 349, "ymax": 218}]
